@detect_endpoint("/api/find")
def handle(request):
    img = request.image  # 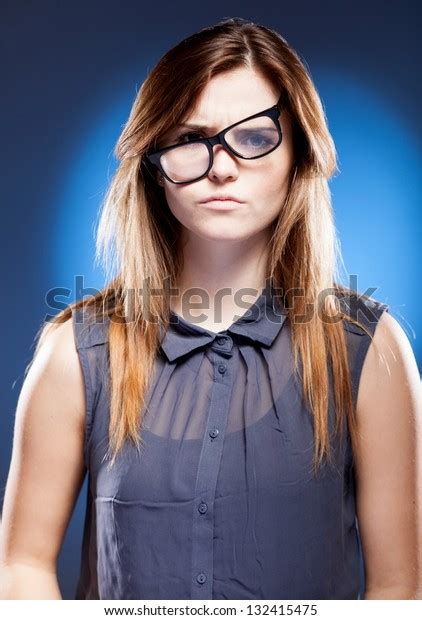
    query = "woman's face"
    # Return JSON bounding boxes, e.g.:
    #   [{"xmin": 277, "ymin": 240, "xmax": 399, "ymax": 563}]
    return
[{"xmin": 157, "ymin": 67, "xmax": 295, "ymax": 244}]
